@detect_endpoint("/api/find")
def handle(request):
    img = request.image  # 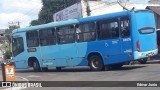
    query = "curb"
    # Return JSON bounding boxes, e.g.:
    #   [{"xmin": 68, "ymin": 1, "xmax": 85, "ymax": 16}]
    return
[
  {"xmin": 146, "ymin": 60, "xmax": 160, "ymax": 64},
  {"xmin": 128, "ymin": 59, "xmax": 160, "ymax": 65}
]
